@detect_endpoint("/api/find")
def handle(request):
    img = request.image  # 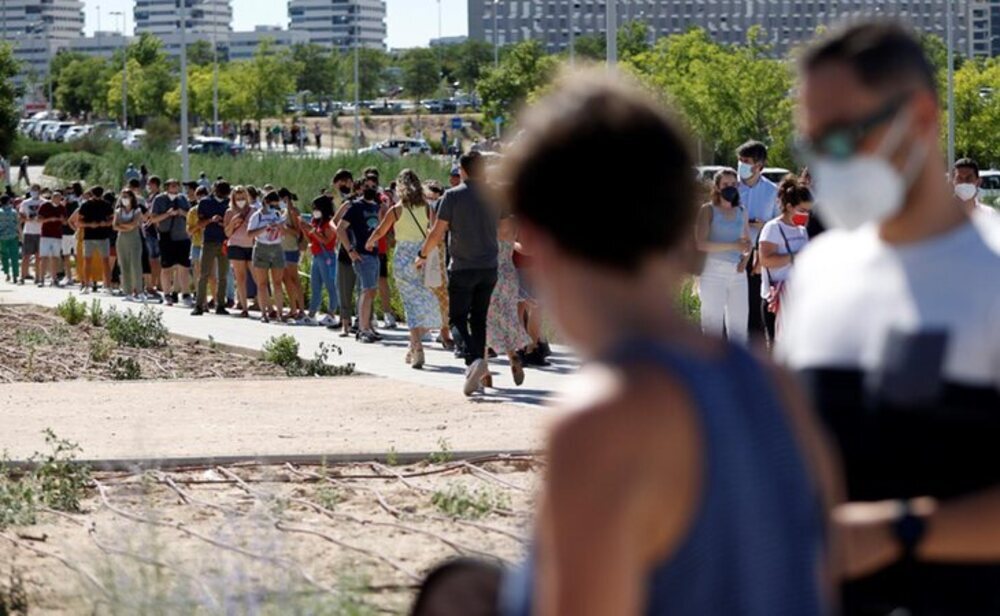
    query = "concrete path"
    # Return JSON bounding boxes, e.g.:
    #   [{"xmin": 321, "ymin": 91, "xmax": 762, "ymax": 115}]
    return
[{"xmin": 0, "ymin": 281, "xmax": 580, "ymax": 407}]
